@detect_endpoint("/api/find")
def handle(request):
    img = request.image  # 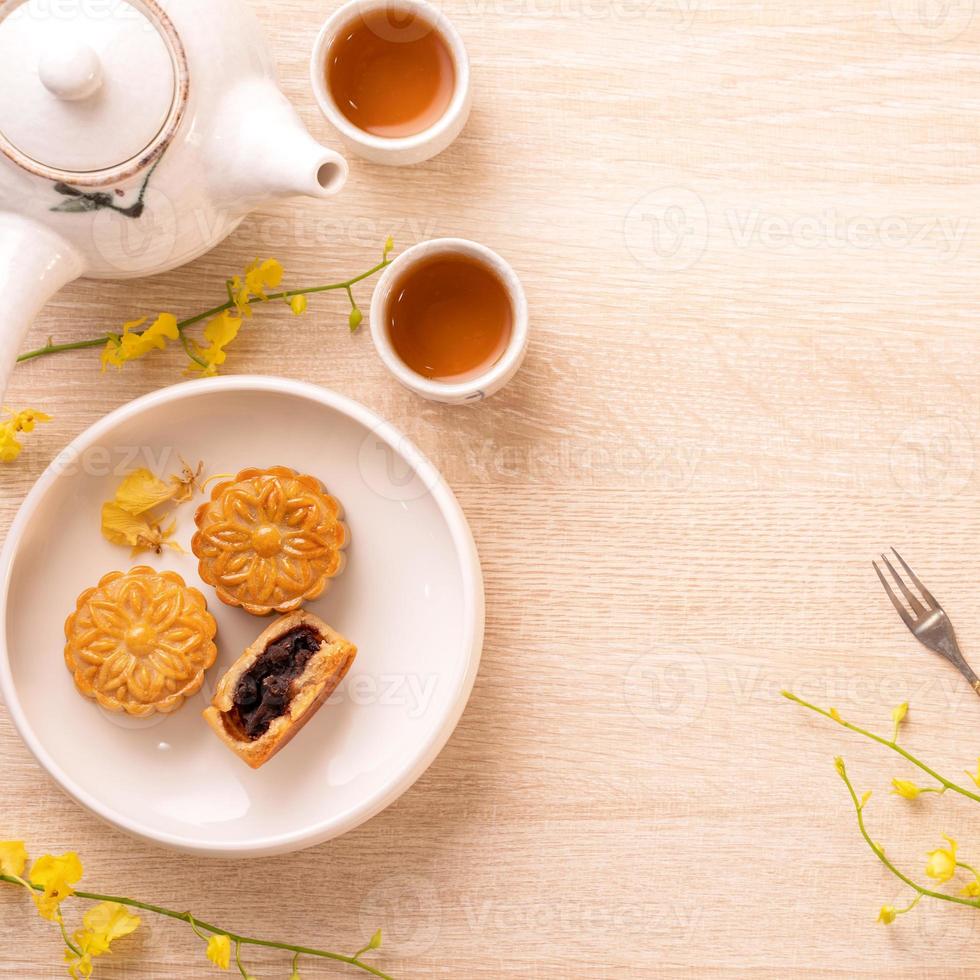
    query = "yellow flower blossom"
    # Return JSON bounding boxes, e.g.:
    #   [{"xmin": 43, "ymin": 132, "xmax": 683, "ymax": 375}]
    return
[
  {"xmin": 187, "ymin": 310, "xmax": 243, "ymax": 376},
  {"xmin": 289, "ymin": 294, "xmax": 308, "ymax": 316},
  {"xmin": 245, "ymin": 258, "xmax": 283, "ymax": 299},
  {"xmin": 891, "ymin": 779, "xmax": 923, "ymax": 800},
  {"xmin": 101, "ymin": 502, "xmax": 179, "ymax": 556},
  {"xmin": 76, "ymin": 902, "xmax": 140, "ymax": 956},
  {"xmin": 0, "ymin": 841, "xmax": 28, "ymax": 877},
  {"xmin": 925, "ymin": 836, "xmax": 958, "ymax": 884},
  {"xmin": 29, "ymin": 852, "xmax": 83, "ymax": 921},
  {"xmin": 65, "ymin": 902, "xmax": 140, "ymax": 977},
  {"xmin": 65, "ymin": 947, "xmax": 93, "ymax": 980},
  {"xmin": 891, "ymin": 702, "xmax": 908, "ymax": 741},
  {"xmin": 961, "ymin": 880, "xmax": 980, "ymax": 898},
  {"xmin": 0, "ymin": 408, "xmax": 52, "ymax": 462},
  {"xmin": 171, "ymin": 460, "xmax": 205, "ymax": 503},
  {"xmin": 230, "ymin": 258, "xmax": 284, "ymax": 317},
  {"xmin": 113, "ymin": 468, "xmax": 181, "ymax": 515},
  {"xmin": 877, "ymin": 905, "xmax": 896, "ymax": 925},
  {"xmin": 207, "ymin": 933, "xmax": 232, "ymax": 970},
  {"xmin": 101, "ymin": 314, "xmax": 179, "ymax": 370},
  {"xmin": 829, "ymin": 708, "xmax": 843, "ymax": 723},
  {"xmin": 229, "ymin": 275, "xmax": 249, "ymax": 316}
]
